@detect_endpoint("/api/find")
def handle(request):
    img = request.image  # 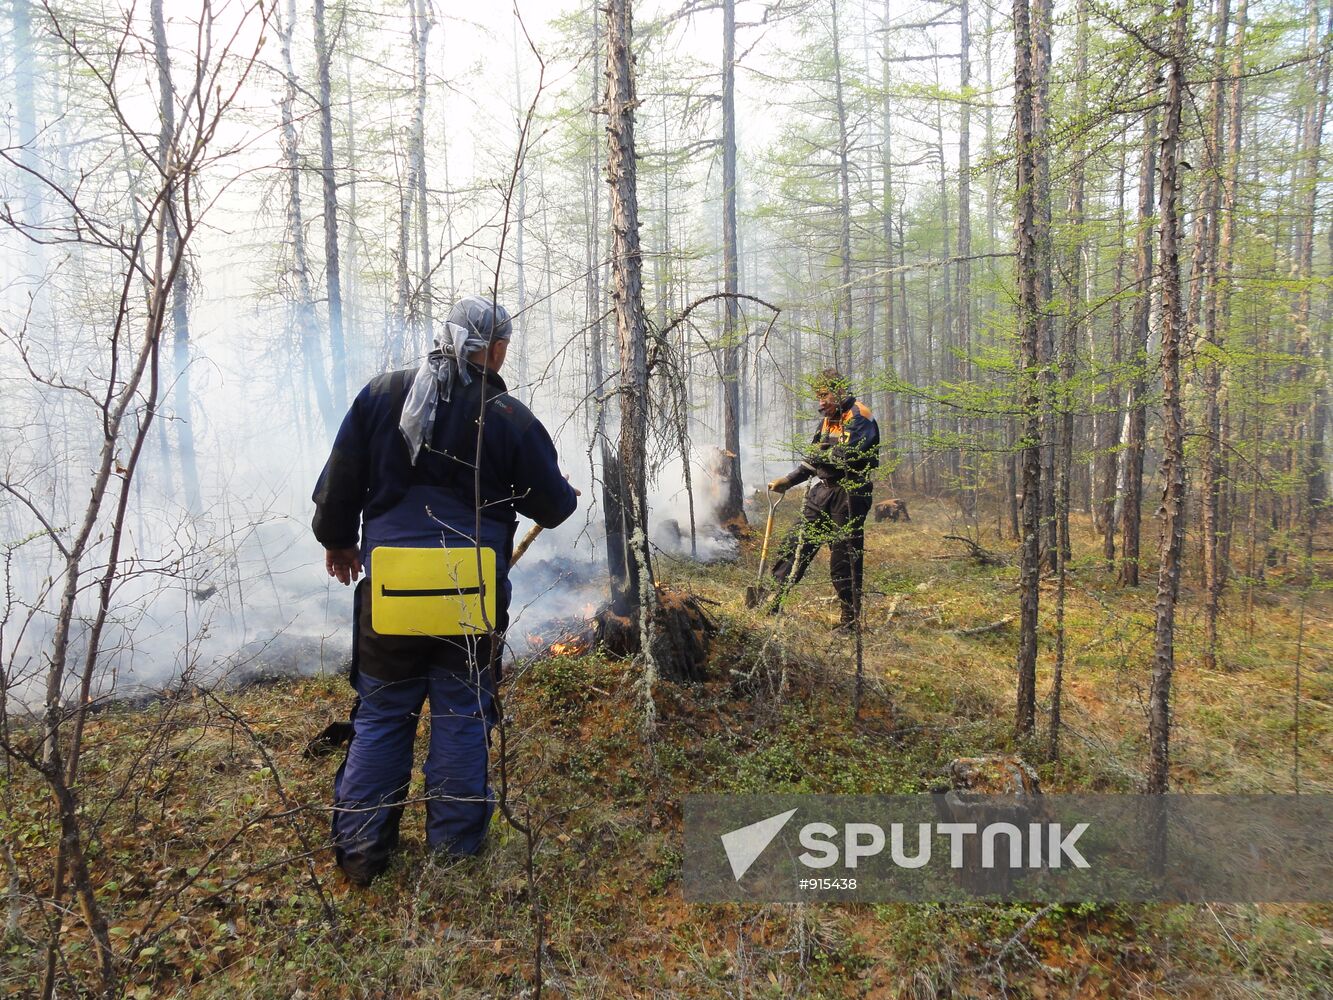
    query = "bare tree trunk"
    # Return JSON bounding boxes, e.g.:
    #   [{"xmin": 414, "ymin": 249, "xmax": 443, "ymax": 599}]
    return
[
  {"xmin": 587, "ymin": 0, "xmax": 605, "ymax": 441},
  {"xmin": 313, "ymin": 0, "xmax": 347, "ymax": 409},
  {"xmin": 831, "ymin": 0, "xmax": 855, "ymax": 374},
  {"xmin": 924, "ymin": 273, "xmax": 938, "ymax": 494},
  {"xmin": 932, "ymin": 88, "xmax": 954, "ymax": 497},
  {"xmin": 1008, "ymin": 417, "xmax": 1021, "ymax": 539},
  {"xmin": 1322, "ymin": 215, "xmax": 1333, "ymax": 548},
  {"xmin": 718, "ymin": 0, "xmax": 746, "ymax": 526},
  {"xmin": 1051, "ymin": 0, "xmax": 1089, "ymax": 758},
  {"xmin": 342, "ymin": 34, "xmax": 361, "ymax": 354},
  {"xmin": 881, "ymin": 0, "xmax": 898, "ymax": 482},
  {"xmin": 1013, "ymin": 0, "xmax": 1045, "ymax": 738},
  {"xmin": 586, "ymin": 0, "xmax": 616, "ymax": 599},
  {"xmin": 391, "ymin": 169, "xmax": 411, "ymax": 366},
  {"xmin": 1147, "ymin": 0, "xmax": 1190, "ymax": 796},
  {"xmin": 1033, "ymin": 0, "xmax": 1056, "ymax": 569},
  {"xmin": 957, "ymin": 0, "xmax": 975, "ymax": 521},
  {"xmin": 1296, "ymin": 0, "xmax": 1332, "ymax": 560},
  {"xmin": 512, "ymin": 16, "xmax": 529, "ymax": 391},
  {"xmin": 412, "ymin": 0, "xmax": 433, "ymax": 351},
  {"xmin": 150, "ymin": 0, "xmax": 202, "ymax": 511},
  {"xmin": 11, "ymin": 0, "xmax": 40, "ymax": 224},
  {"xmin": 277, "ymin": 0, "xmax": 337, "ymax": 433},
  {"xmin": 1101, "ymin": 146, "xmax": 1128, "ymax": 568},
  {"xmin": 606, "ymin": 0, "xmax": 680, "ymax": 717},
  {"xmin": 1201, "ymin": 0, "xmax": 1238, "ymax": 669},
  {"xmin": 1119, "ymin": 18, "xmax": 1163, "ymax": 587},
  {"xmin": 540, "ymin": 161, "xmax": 559, "ymax": 368},
  {"xmin": 899, "ymin": 215, "xmax": 913, "ymax": 488},
  {"xmin": 984, "ymin": 1, "xmax": 1008, "ymax": 535}
]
